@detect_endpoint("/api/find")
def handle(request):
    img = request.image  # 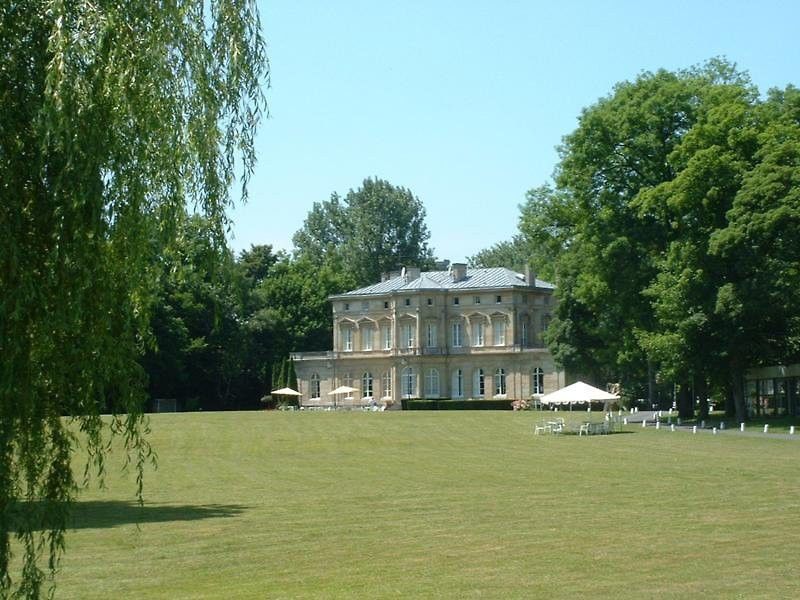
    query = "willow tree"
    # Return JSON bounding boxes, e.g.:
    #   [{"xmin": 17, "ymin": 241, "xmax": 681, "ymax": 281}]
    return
[{"xmin": 0, "ymin": 1, "xmax": 267, "ymax": 596}]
